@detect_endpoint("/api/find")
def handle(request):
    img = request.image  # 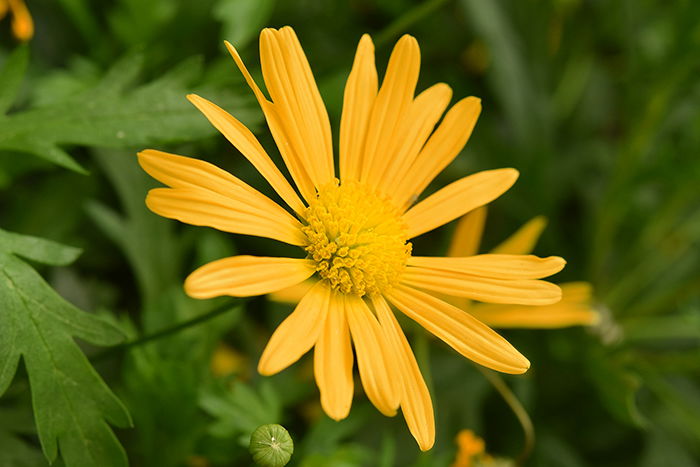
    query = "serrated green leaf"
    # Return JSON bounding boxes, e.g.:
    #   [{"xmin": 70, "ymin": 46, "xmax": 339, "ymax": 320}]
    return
[
  {"xmin": 0, "ymin": 233, "xmax": 131, "ymax": 466},
  {"xmin": 0, "ymin": 228, "xmax": 82, "ymax": 266},
  {"xmin": 0, "ymin": 53, "xmax": 258, "ymax": 173},
  {"xmin": 0, "ymin": 46, "xmax": 29, "ymax": 114}
]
